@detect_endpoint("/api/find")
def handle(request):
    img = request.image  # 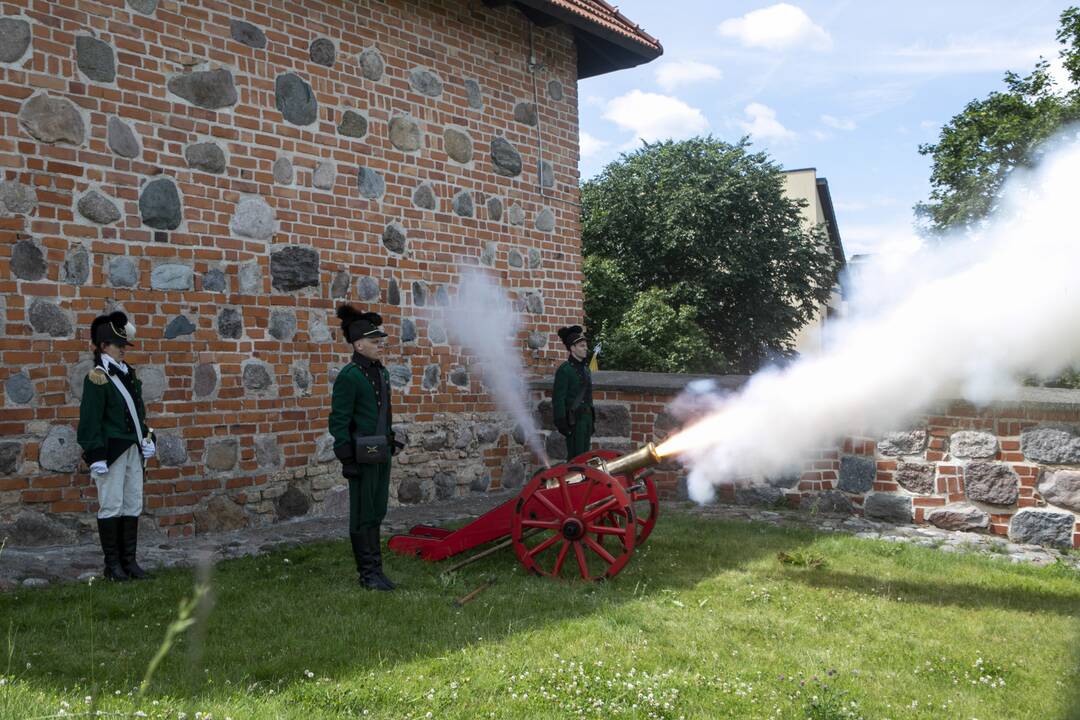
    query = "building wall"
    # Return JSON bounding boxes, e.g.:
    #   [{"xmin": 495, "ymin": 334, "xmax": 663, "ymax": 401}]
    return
[
  {"xmin": 783, "ymin": 168, "xmax": 841, "ymax": 356},
  {"xmin": 0, "ymin": 0, "xmax": 581, "ymax": 541},
  {"xmin": 530, "ymin": 373, "xmax": 1080, "ymax": 551}
]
